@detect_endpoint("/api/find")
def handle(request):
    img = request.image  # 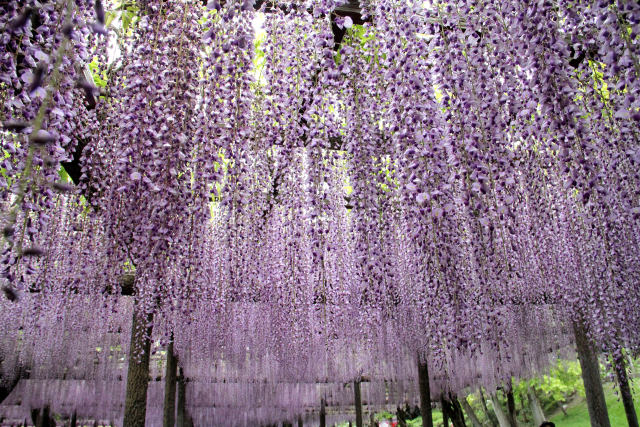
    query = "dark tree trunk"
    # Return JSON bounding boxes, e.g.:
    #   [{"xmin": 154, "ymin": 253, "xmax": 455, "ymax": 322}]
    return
[
  {"xmin": 123, "ymin": 306, "xmax": 153, "ymax": 427},
  {"xmin": 418, "ymin": 358, "xmax": 434, "ymax": 427},
  {"xmin": 461, "ymin": 397, "xmax": 482, "ymax": 427},
  {"xmin": 163, "ymin": 338, "xmax": 178, "ymax": 427},
  {"xmin": 527, "ymin": 386, "xmax": 546, "ymax": 427},
  {"xmin": 70, "ymin": 412, "xmax": 77, "ymax": 427},
  {"xmin": 442, "ymin": 394, "xmax": 467, "ymax": 427},
  {"xmin": 573, "ymin": 321, "xmax": 611, "ymax": 427},
  {"xmin": 613, "ymin": 353, "xmax": 639, "ymax": 427},
  {"xmin": 320, "ymin": 398, "xmax": 326, "ymax": 427},
  {"xmin": 297, "ymin": 415, "xmax": 303, "ymax": 427},
  {"xmin": 33, "ymin": 406, "xmax": 52, "ymax": 427},
  {"xmin": 397, "ymin": 405, "xmax": 408, "ymax": 427},
  {"xmin": 489, "ymin": 392, "xmax": 510, "ymax": 427},
  {"xmin": 441, "ymin": 395, "xmax": 450, "ymax": 427},
  {"xmin": 479, "ymin": 388, "xmax": 499, "ymax": 427},
  {"xmin": 177, "ymin": 368, "xmax": 186, "ymax": 427},
  {"xmin": 354, "ymin": 379, "xmax": 363, "ymax": 427},
  {"xmin": 505, "ymin": 383, "xmax": 517, "ymax": 427}
]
